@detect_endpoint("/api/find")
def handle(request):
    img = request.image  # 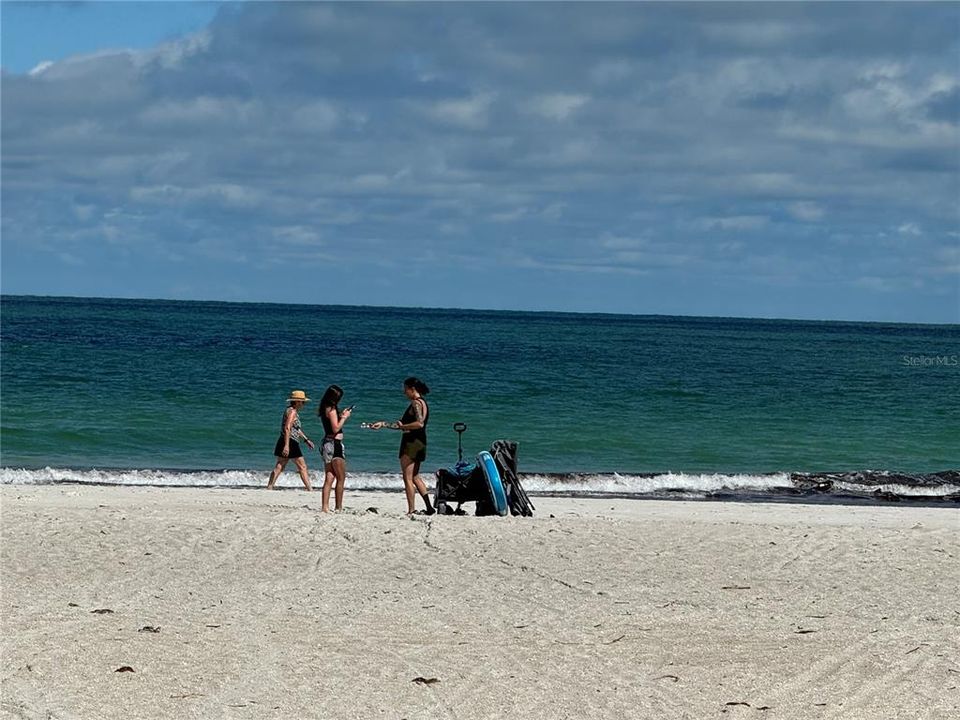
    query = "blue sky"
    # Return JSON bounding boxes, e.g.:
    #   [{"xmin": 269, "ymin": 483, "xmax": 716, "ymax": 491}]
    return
[
  {"xmin": 2, "ymin": 2, "xmax": 958, "ymax": 322},
  {"xmin": 1, "ymin": 1, "xmax": 221, "ymax": 74}
]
